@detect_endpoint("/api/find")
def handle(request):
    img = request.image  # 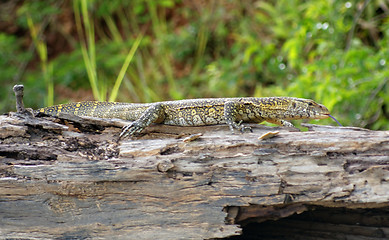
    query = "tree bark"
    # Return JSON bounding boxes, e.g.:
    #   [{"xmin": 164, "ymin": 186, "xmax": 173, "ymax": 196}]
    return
[{"xmin": 0, "ymin": 112, "xmax": 388, "ymax": 239}]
